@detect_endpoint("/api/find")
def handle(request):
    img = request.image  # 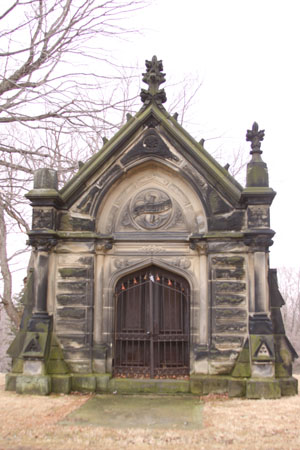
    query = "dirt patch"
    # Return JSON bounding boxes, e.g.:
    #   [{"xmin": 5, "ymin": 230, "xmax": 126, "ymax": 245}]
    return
[{"xmin": 0, "ymin": 374, "xmax": 299, "ymax": 449}]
